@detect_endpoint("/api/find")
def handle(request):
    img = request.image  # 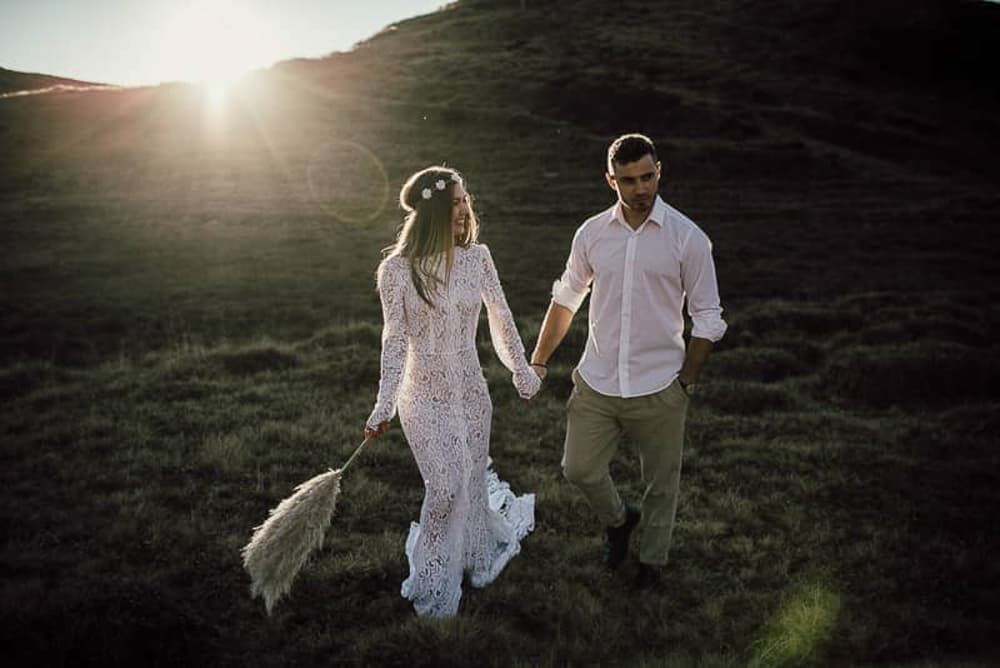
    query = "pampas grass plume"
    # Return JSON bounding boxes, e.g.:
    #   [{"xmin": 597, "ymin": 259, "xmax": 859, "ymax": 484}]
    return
[{"xmin": 241, "ymin": 467, "xmax": 345, "ymax": 614}]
